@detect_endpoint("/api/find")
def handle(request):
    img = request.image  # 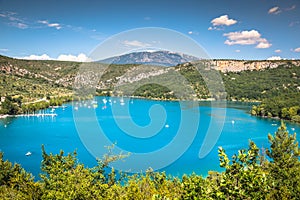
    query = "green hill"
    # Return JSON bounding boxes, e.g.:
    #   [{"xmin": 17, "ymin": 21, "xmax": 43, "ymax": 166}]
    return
[{"xmin": 0, "ymin": 55, "xmax": 299, "ymax": 121}]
